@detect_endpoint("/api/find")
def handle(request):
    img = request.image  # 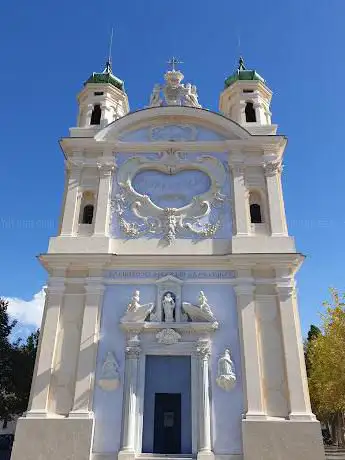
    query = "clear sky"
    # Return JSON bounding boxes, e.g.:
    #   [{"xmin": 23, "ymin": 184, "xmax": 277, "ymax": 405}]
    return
[{"xmin": 1, "ymin": 0, "xmax": 344, "ymax": 337}]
